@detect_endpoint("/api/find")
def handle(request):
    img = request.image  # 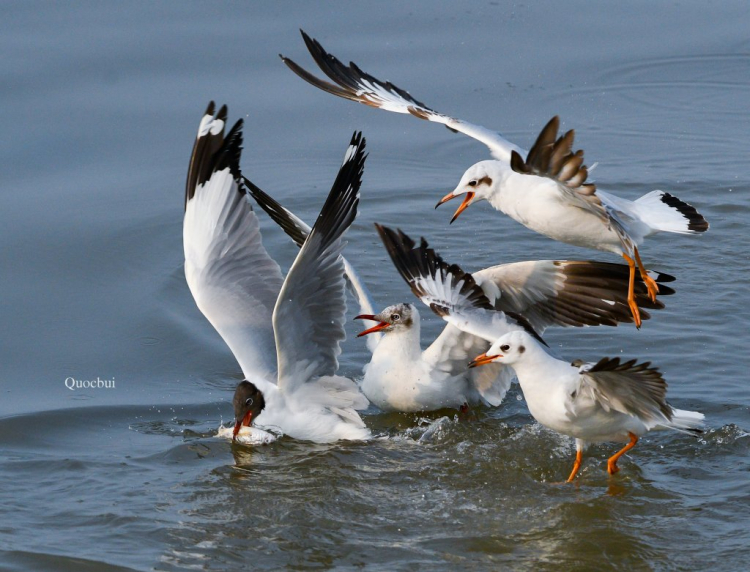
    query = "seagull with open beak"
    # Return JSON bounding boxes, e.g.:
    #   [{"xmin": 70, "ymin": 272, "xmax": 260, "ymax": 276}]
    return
[
  {"xmin": 469, "ymin": 331, "xmax": 704, "ymax": 482},
  {"xmin": 281, "ymin": 31, "xmax": 709, "ymax": 329}
]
